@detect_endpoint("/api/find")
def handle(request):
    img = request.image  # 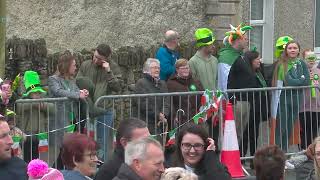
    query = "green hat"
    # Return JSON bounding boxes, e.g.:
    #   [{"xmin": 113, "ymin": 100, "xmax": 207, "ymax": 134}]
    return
[
  {"xmin": 6, "ymin": 109, "xmax": 16, "ymax": 116},
  {"xmin": 23, "ymin": 71, "xmax": 46, "ymax": 97},
  {"xmin": 305, "ymin": 54, "xmax": 317, "ymax": 62},
  {"xmin": 195, "ymin": 28, "xmax": 215, "ymax": 48},
  {"xmin": 275, "ymin": 36, "xmax": 293, "ymax": 58}
]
